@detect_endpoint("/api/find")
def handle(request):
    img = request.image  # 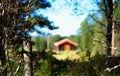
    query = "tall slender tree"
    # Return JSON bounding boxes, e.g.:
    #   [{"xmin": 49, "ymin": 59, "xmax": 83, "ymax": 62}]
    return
[{"xmin": 101, "ymin": 0, "xmax": 115, "ymax": 56}]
